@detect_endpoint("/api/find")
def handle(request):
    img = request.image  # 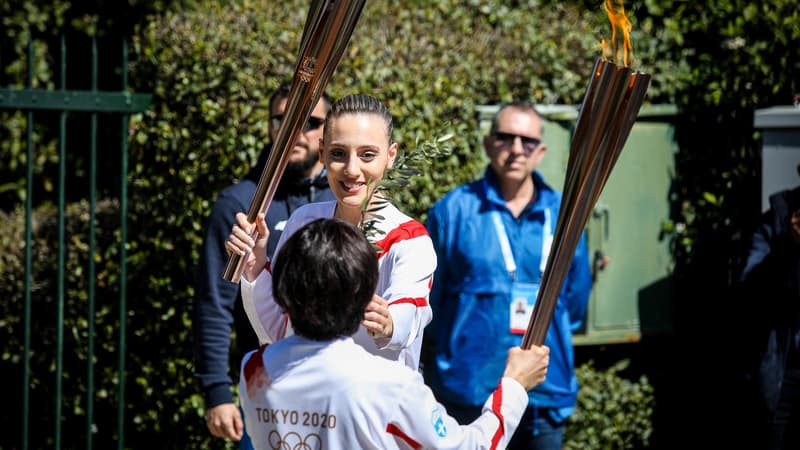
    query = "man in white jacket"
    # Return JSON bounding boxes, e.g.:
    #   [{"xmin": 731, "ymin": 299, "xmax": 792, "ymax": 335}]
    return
[{"xmin": 239, "ymin": 217, "xmax": 550, "ymax": 450}]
